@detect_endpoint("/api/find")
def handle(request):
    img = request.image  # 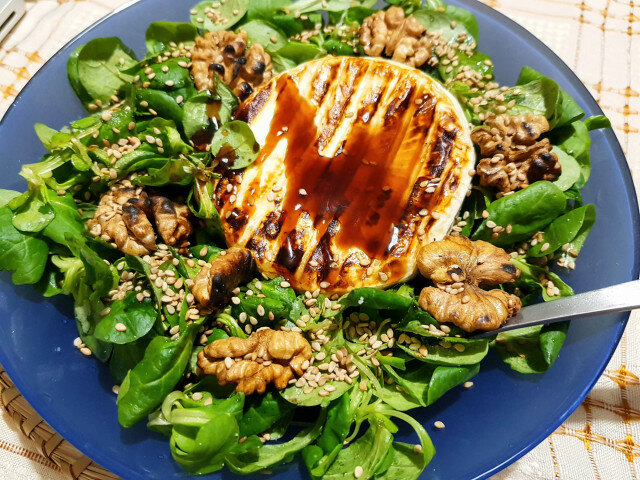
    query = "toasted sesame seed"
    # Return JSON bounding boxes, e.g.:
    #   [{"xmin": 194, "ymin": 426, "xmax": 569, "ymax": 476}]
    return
[
  {"xmin": 224, "ymin": 357, "xmax": 233, "ymax": 369},
  {"xmin": 434, "ymin": 421, "xmax": 445, "ymax": 429},
  {"xmin": 464, "ymin": 381, "xmax": 474, "ymax": 388},
  {"xmin": 115, "ymin": 323, "xmax": 127, "ymax": 332},
  {"xmin": 101, "ymin": 111, "xmax": 112, "ymax": 122},
  {"xmin": 486, "ymin": 220, "xmax": 497, "ymax": 229},
  {"xmin": 80, "ymin": 347, "xmax": 92, "ymax": 356},
  {"xmin": 354, "ymin": 466, "xmax": 364, "ymax": 478},
  {"xmin": 413, "ymin": 444, "xmax": 423, "ymax": 454},
  {"xmin": 231, "ymin": 296, "xmax": 241, "ymax": 305}
]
